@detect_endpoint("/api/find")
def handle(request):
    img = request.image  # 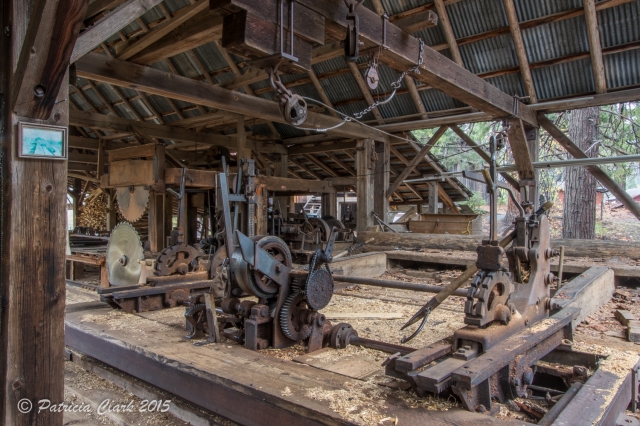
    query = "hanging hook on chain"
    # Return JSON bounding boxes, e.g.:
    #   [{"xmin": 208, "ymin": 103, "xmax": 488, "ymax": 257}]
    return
[
  {"xmin": 268, "ymin": 65, "xmax": 308, "ymax": 126},
  {"xmin": 343, "ymin": 0, "xmax": 365, "ymax": 62}
]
